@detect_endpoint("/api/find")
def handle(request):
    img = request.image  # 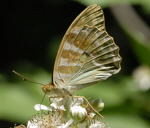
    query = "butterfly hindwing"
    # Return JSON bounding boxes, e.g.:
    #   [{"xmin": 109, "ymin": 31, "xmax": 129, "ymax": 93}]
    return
[{"xmin": 53, "ymin": 5, "xmax": 121, "ymax": 90}]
